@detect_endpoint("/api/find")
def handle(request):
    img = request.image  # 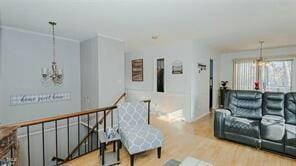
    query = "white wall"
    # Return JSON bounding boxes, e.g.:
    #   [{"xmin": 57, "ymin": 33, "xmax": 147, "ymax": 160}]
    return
[
  {"xmin": 80, "ymin": 37, "xmax": 99, "ymax": 109},
  {"xmin": 0, "ymin": 27, "xmax": 81, "ymax": 124},
  {"xmin": 190, "ymin": 41, "xmax": 218, "ymax": 119},
  {"xmin": 80, "ymin": 36, "xmax": 125, "ymax": 110},
  {"xmin": 98, "ymin": 36, "xmax": 125, "ymax": 107},
  {"xmin": 212, "ymin": 55, "xmax": 221, "ymax": 108},
  {"xmin": 0, "ymin": 34, "xmax": 2, "ymax": 123},
  {"xmin": 219, "ymin": 46, "xmax": 296, "ymax": 91},
  {"xmin": 125, "ymin": 40, "xmax": 216, "ymax": 122}
]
